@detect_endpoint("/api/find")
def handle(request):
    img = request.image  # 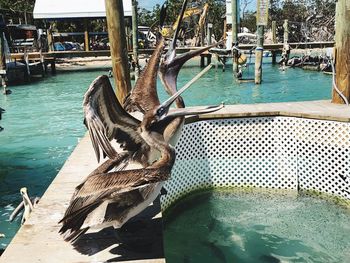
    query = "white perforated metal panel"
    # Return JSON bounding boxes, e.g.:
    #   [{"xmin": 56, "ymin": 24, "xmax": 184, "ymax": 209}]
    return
[{"xmin": 161, "ymin": 117, "xmax": 350, "ymax": 210}]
